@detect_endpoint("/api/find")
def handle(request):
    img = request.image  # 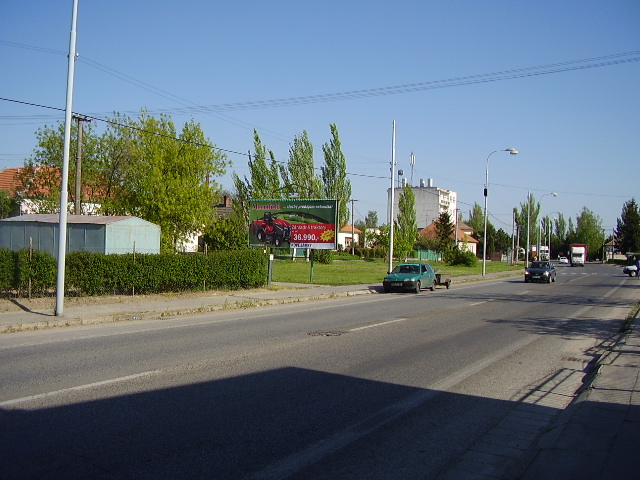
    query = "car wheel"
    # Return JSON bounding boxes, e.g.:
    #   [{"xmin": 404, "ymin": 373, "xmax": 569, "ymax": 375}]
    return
[
  {"xmin": 445, "ymin": 281, "xmax": 451, "ymax": 289},
  {"xmin": 429, "ymin": 281, "xmax": 435, "ymax": 291},
  {"xmin": 414, "ymin": 281, "xmax": 421, "ymax": 294}
]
